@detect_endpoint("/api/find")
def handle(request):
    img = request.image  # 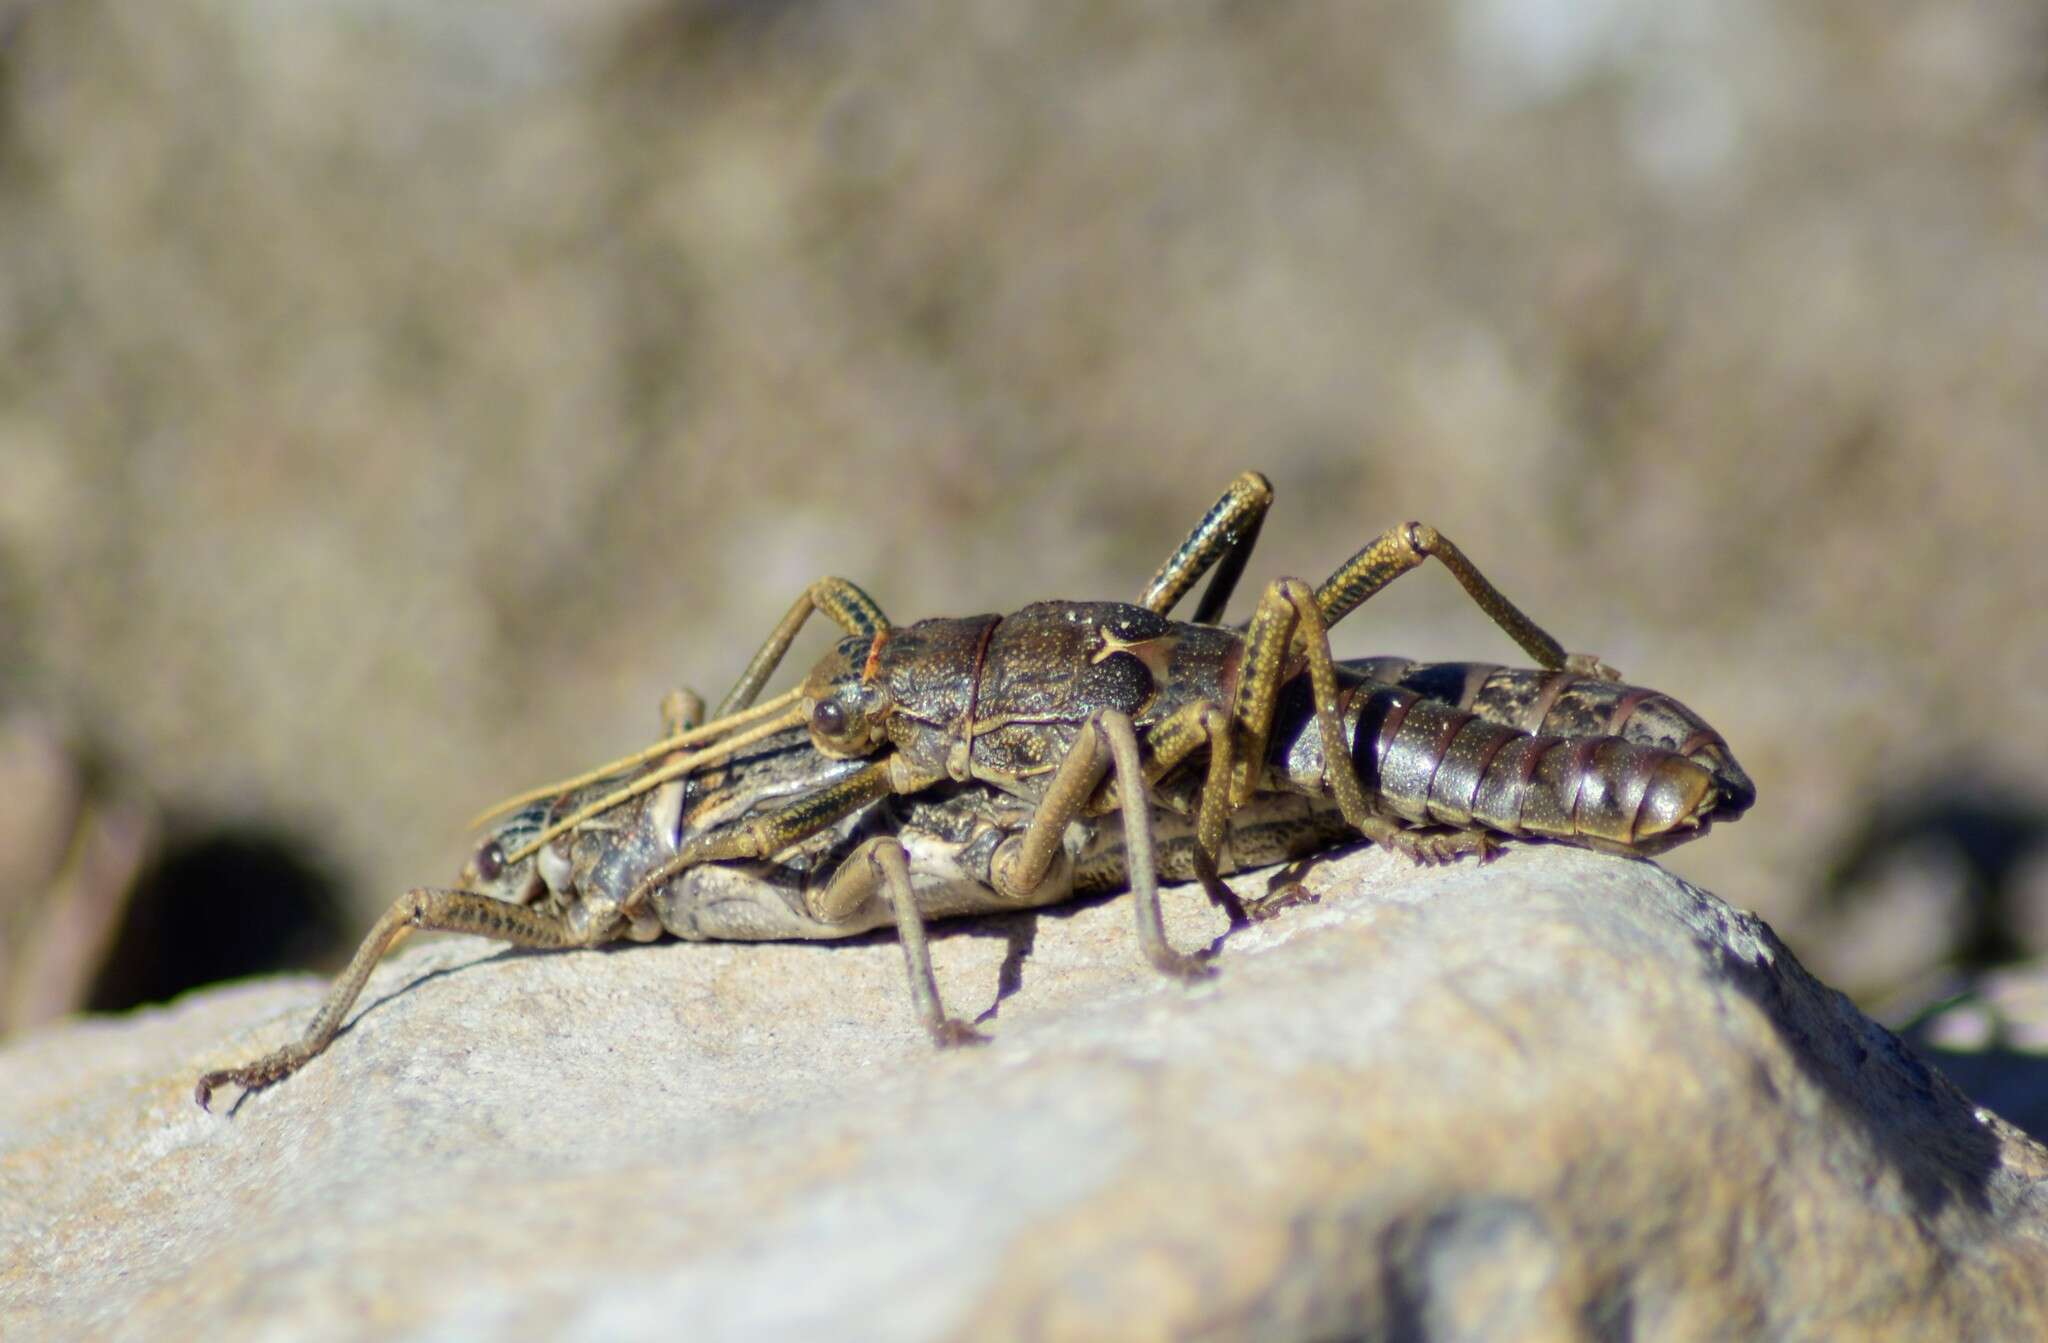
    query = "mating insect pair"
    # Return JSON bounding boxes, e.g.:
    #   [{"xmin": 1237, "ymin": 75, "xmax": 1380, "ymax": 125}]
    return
[{"xmin": 196, "ymin": 473, "xmax": 1752, "ymax": 1108}]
